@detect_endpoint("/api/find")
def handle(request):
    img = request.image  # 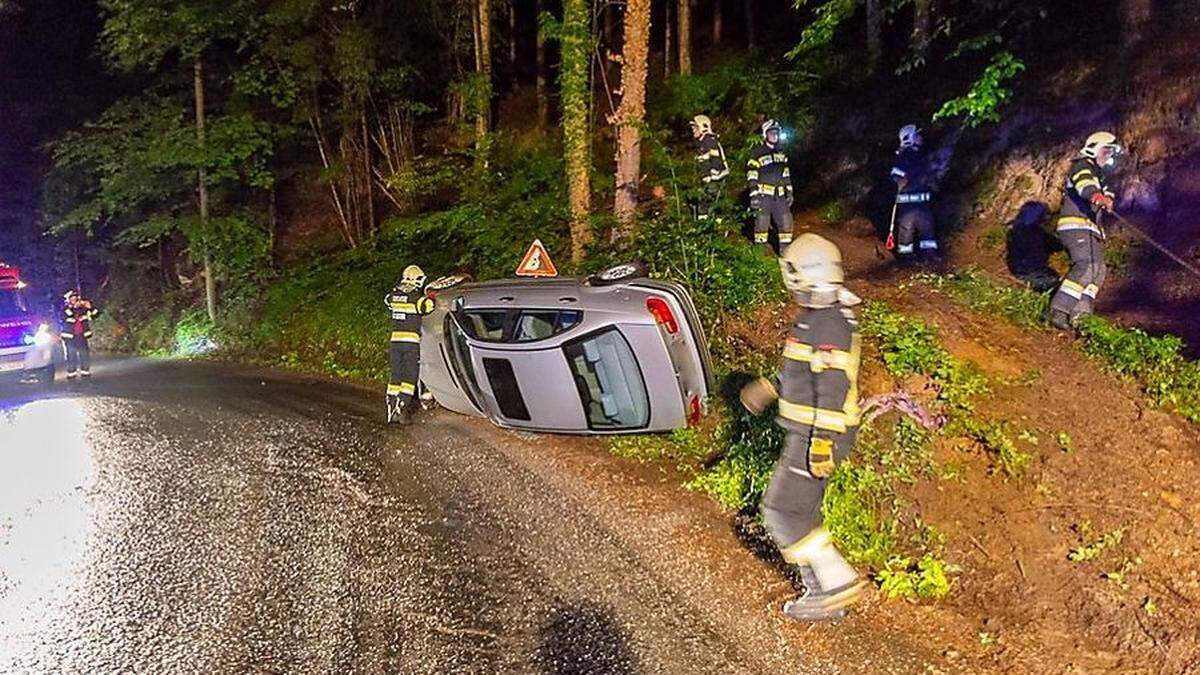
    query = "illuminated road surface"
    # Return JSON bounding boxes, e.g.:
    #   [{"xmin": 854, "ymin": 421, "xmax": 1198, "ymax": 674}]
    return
[{"xmin": 0, "ymin": 359, "xmax": 934, "ymax": 674}]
